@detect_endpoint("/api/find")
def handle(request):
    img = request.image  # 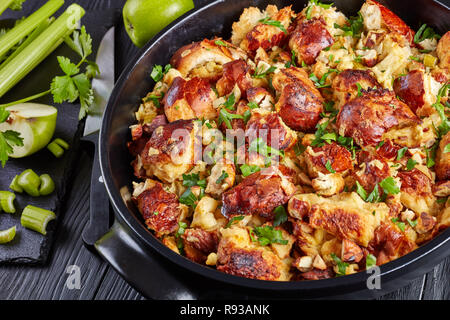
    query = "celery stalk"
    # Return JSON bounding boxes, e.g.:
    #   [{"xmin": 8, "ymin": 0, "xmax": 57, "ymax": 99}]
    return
[
  {"xmin": 0, "ymin": 0, "xmax": 15, "ymax": 17},
  {"xmin": 0, "ymin": 3, "xmax": 85, "ymax": 98},
  {"xmin": 0, "ymin": 18, "xmax": 53, "ymax": 71},
  {"xmin": 0, "ymin": 226, "xmax": 16, "ymax": 244},
  {"xmin": 0, "ymin": 0, "xmax": 64, "ymax": 59}
]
